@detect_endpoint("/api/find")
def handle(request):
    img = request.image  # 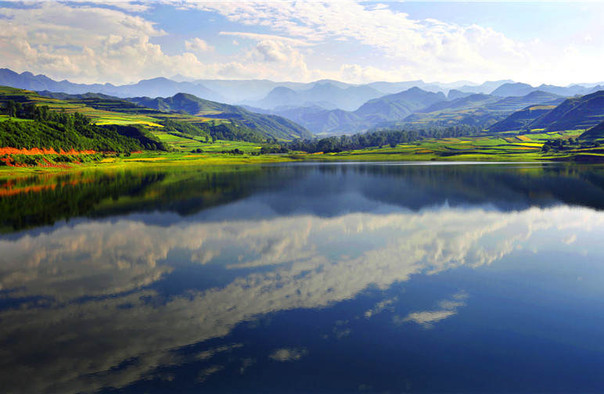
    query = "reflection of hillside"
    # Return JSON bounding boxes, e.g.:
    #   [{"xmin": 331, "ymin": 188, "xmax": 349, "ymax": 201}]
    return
[
  {"xmin": 0, "ymin": 166, "xmax": 295, "ymax": 233},
  {"xmin": 4, "ymin": 164, "xmax": 604, "ymax": 234},
  {"xmin": 0, "ymin": 171, "xmax": 166, "ymax": 233},
  {"xmin": 283, "ymin": 163, "xmax": 604, "ymax": 212},
  {"xmin": 0, "ymin": 206, "xmax": 601, "ymax": 393}
]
